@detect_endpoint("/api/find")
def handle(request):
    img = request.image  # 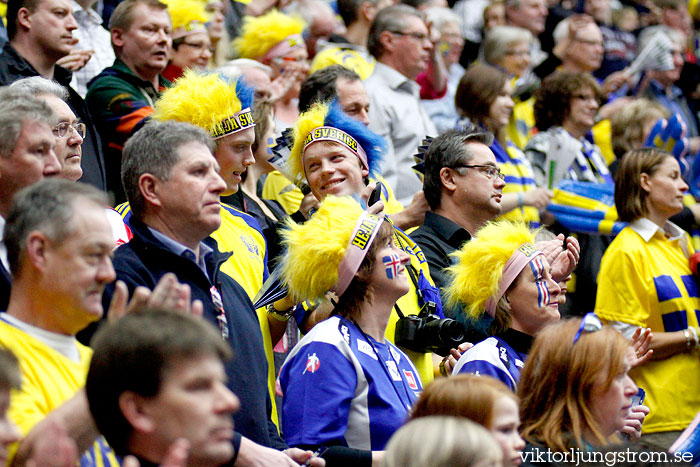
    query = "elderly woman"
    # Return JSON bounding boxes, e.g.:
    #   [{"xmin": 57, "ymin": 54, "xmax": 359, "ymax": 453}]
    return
[
  {"xmin": 444, "ymin": 220, "xmax": 562, "ymax": 390},
  {"xmin": 455, "ymin": 64, "xmax": 551, "ymax": 227},
  {"xmin": 519, "ymin": 317, "xmax": 643, "ymax": 454},
  {"xmin": 278, "ymin": 195, "xmax": 420, "ymax": 465},
  {"xmin": 412, "ymin": 375, "xmax": 525, "ymax": 466},
  {"xmin": 482, "ymin": 25, "xmax": 536, "ymax": 148},
  {"xmin": 595, "ymin": 148, "xmax": 700, "ymax": 449},
  {"xmin": 420, "ymin": 7, "xmax": 465, "ymax": 132},
  {"xmin": 161, "ymin": 0, "xmax": 212, "ymax": 82},
  {"xmin": 233, "ymin": 10, "xmax": 310, "ymax": 130}
]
